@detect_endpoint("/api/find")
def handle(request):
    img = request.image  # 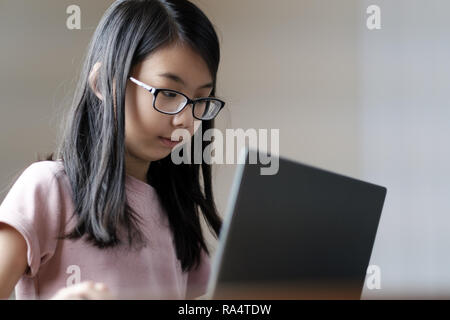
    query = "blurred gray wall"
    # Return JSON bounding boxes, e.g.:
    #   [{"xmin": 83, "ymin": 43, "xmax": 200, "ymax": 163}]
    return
[
  {"xmin": 195, "ymin": 0, "xmax": 361, "ymax": 248},
  {"xmin": 0, "ymin": 0, "xmax": 113, "ymax": 192},
  {"xmin": 195, "ymin": 0, "xmax": 450, "ymax": 298},
  {"xmin": 1, "ymin": 0, "xmax": 449, "ymax": 299},
  {"xmin": 356, "ymin": 0, "xmax": 450, "ymax": 298}
]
